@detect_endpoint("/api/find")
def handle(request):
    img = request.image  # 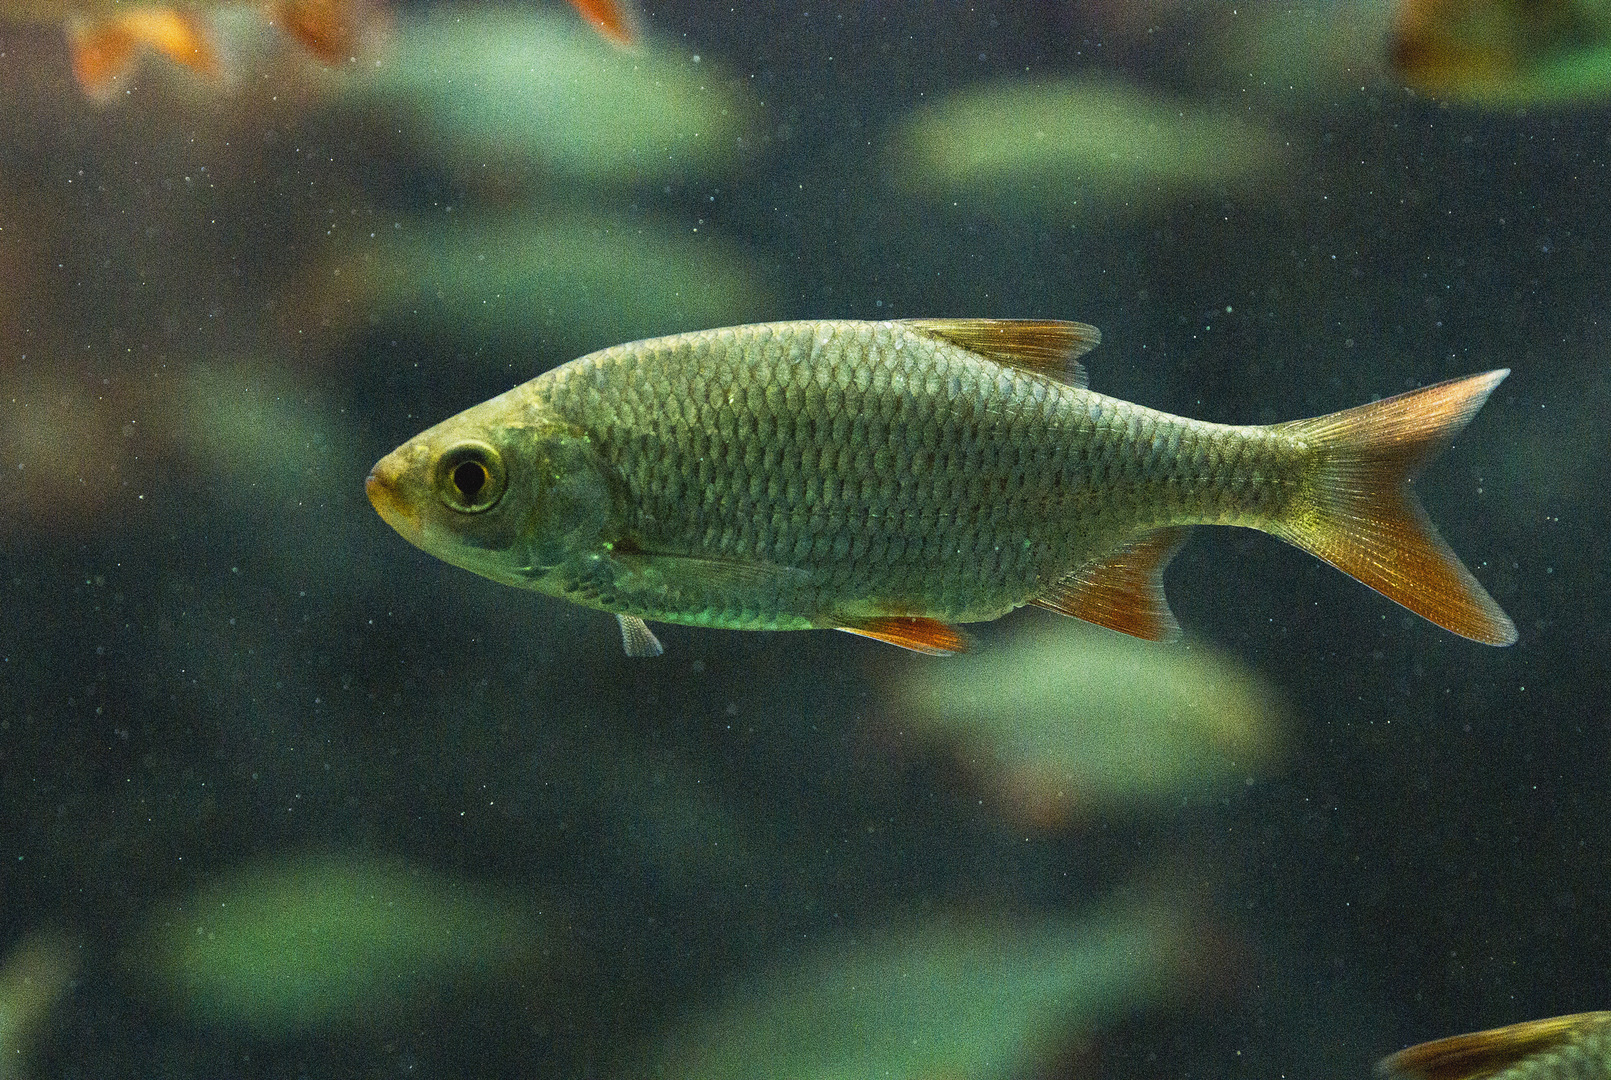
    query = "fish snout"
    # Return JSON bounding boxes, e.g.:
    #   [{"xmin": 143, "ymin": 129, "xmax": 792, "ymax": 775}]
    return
[{"xmin": 365, "ymin": 454, "xmax": 423, "ymax": 541}]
